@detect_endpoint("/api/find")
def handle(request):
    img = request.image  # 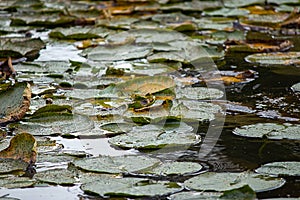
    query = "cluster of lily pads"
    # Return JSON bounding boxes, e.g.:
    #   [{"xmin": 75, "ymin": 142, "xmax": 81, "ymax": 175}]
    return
[{"xmin": 0, "ymin": 0, "xmax": 299, "ymax": 199}]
